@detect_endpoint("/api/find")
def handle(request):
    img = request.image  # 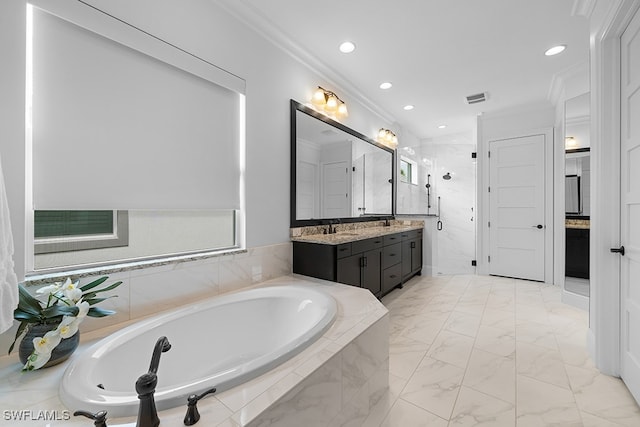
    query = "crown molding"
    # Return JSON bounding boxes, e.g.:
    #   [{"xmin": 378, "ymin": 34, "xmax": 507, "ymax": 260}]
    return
[
  {"xmin": 215, "ymin": 0, "xmax": 397, "ymax": 125},
  {"xmin": 547, "ymin": 61, "xmax": 589, "ymax": 106},
  {"xmin": 572, "ymin": 0, "xmax": 597, "ymax": 18}
]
